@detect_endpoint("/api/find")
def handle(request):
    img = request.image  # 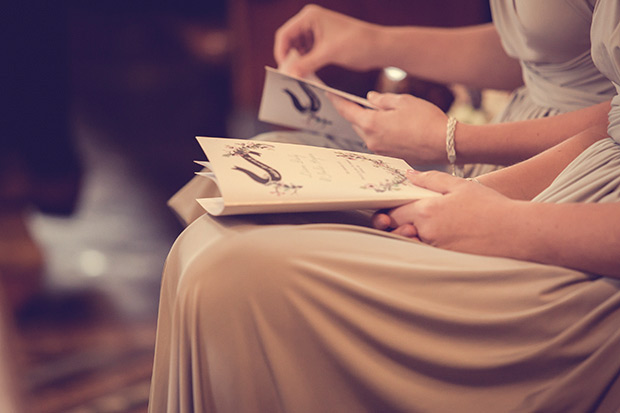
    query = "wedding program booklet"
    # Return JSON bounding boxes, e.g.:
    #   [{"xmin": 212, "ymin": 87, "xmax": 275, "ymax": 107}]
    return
[
  {"xmin": 258, "ymin": 66, "xmax": 377, "ymax": 144},
  {"xmin": 194, "ymin": 137, "xmax": 439, "ymax": 216}
]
